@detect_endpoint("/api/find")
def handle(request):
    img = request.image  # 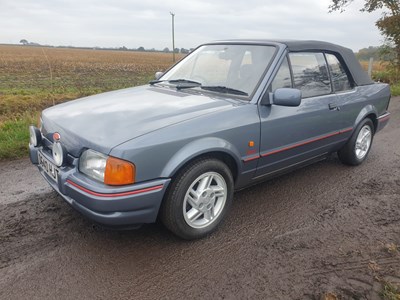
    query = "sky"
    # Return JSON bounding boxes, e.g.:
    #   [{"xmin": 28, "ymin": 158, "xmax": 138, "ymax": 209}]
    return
[{"xmin": 0, "ymin": 0, "xmax": 385, "ymax": 52}]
